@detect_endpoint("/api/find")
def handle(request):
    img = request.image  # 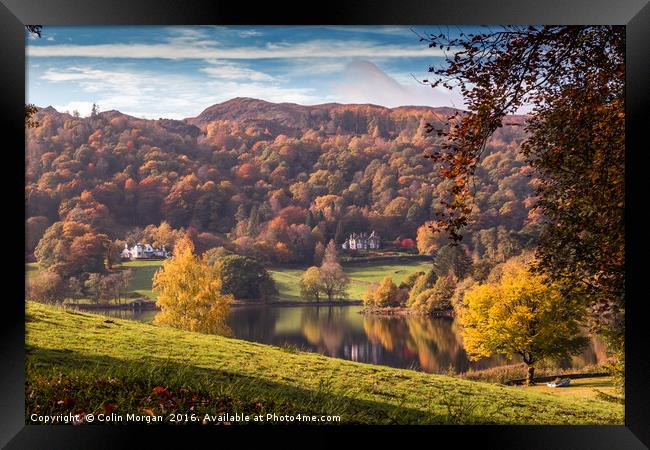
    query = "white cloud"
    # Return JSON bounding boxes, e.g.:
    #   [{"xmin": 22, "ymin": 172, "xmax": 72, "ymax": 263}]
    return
[
  {"xmin": 28, "ymin": 40, "xmax": 448, "ymax": 61},
  {"xmin": 51, "ymin": 101, "xmax": 95, "ymax": 117},
  {"xmin": 319, "ymin": 26, "xmax": 417, "ymax": 36},
  {"xmin": 330, "ymin": 60, "xmax": 465, "ymax": 109},
  {"xmin": 200, "ymin": 61, "xmax": 277, "ymax": 82},
  {"xmin": 163, "ymin": 27, "xmax": 218, "ymax": 47},
  {"xmin": 238, "ymin": 30, "xmax": 263, "ymax": 37},
  {"xmin": 281, "ymin": 59, "xmax": 347, "ymax": 77},
  {"xmin": 37, "ymin": 65, "xmax": 322, "ymax": 119},
  {"xmin": 204, "ymin": 80, "xmax": 321, "ymax": 106},
  {"xmin": 42, "ymin": 67, "xmax": 145, "ymax": 97},
  {"xmin": 36, "ymin": 61, "xmax": 467, "ymax": 120}
]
